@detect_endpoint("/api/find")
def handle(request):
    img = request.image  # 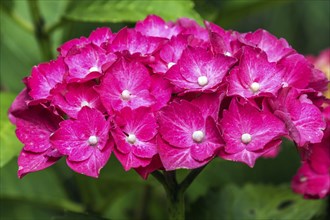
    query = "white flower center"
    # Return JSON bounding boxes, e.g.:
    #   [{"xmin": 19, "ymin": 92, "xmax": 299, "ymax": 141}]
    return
[
  {"xmin": 121, "ymin": 90, "xmax": 131, "ymax": 101},
  {"xmin": 300, "ymin": 176, "xmax": 307, "ymax": 182},
  {"xmin": 167, "ymin": 62, "xmax": 176, "ymax": 69},
  {"xmin": 224, "ymin": 51, "xmax": 232, "ymax": 57},
  {"xmin": 241, "ymin": 133, "xmax": 252, "ymax": 144},
  {"xmin": 198, "ymin": 76, "xmax": 208, "ymax": 87},
  {"xmin": 81, "ymin": 100, "xmax": 90, "ymax": 107},
  {"xmin": 250, "ymin": 82, "xmax": 260, "ymax": 93},
  {"xmin": 192, "ymin": 130, "xmax": 205, "ymax": 143},
  {"xmin": 88, "ymin": 66, "xmax": 99, "ymax": 73},
  {"xmin": 88, "ymin": 135, "xmax": 98, "ymax": 146},
  {"xmin": 126, "ymin": 134, "xmax": 137, "ymax": 144}
]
